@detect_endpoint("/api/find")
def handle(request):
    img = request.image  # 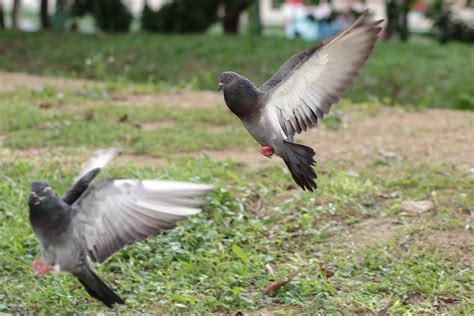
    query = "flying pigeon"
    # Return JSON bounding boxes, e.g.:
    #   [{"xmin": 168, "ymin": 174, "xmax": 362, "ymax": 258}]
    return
[
  {"xmin": 218, "ymin": 12, "xmax": 382, "ymax": 191},
  {"xmin": 28, "ymin": 150, "xmax": 214, "ymax": 307}
]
